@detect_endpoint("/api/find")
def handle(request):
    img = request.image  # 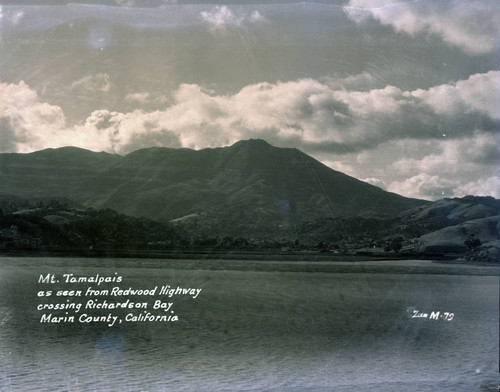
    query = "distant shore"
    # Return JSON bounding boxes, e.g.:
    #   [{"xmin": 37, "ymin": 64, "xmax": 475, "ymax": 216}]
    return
[
  {"xmin": 0, "ymin": 246, "xmax": 455, "ymax": 262},
  {"xmin": 1, "ymin": 251, "xmax": 498, "ymax": 276}
]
